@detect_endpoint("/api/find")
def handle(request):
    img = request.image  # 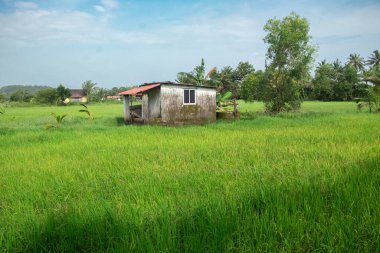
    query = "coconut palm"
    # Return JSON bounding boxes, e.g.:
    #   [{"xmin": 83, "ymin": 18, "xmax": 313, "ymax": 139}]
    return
[
  {"xmin": 318, "ymin": 59, "xmax": 327, "ymax": 68},
  {"xmin": 347, "ymin": 53, "xmax": 365, "ymax": 72},
  {"xmin": 367, "ymin": 50, "xmax": 380, "ymax": 68},
  {"xmin": 46, "ymin": 113, "xmax": 67, "ymax": 129},
  {"xmin": 79, "ymin": 103, "xmax": 93, "ymax": 120},
  {"xmin": 363, "ymin": 66, "xmax": 380, "ymax": 86},
  {"xmin": 333, "ymin": 59, "xmax": 343, "ymax": 71},
  {"xmin": 82, "ymin": 80, "xmax": 97, "ymax": 103}
]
